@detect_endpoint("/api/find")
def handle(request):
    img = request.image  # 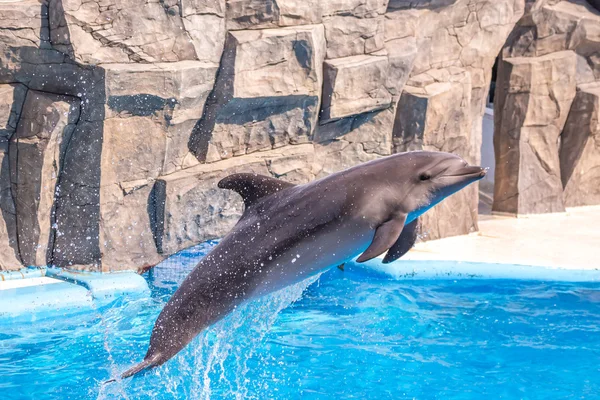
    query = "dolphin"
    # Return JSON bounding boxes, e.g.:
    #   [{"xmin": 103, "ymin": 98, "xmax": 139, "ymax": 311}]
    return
[{"xmin": 120, "ymin": 150, "xmax": 486, "ymax": 379}]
